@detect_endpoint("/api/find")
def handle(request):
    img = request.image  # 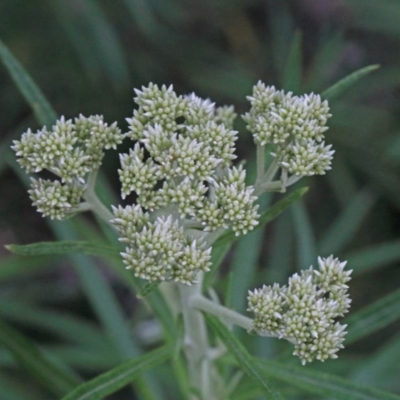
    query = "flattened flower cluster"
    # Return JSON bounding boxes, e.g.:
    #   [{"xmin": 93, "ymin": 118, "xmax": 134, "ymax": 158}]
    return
[
  {"xmin": 12, "ymin": 115, "xmax": 123, "ymax": 219},
  {"xmin": 119, "ymin": 83, "xmax": 259, "ymax": 236},
  {"xmin": 247, "ymin": 256, "xmax": 352, "ymax": 364},
  {"xmin": 111, "ymin": 205, "xmax": 211, "ymax": 285},
  {"xmin": 243, "ymin": 82, "xmax": 334, "ymax": 176}
]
